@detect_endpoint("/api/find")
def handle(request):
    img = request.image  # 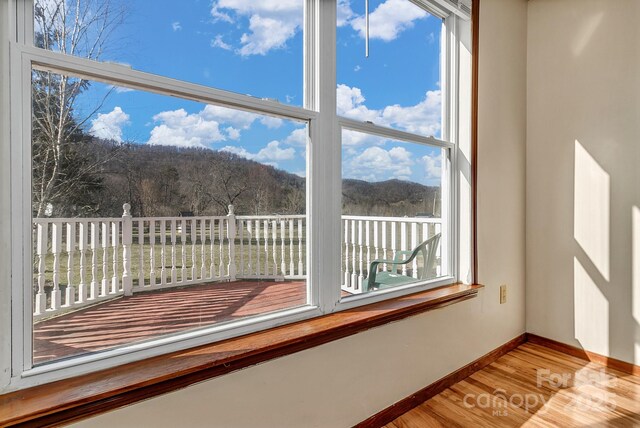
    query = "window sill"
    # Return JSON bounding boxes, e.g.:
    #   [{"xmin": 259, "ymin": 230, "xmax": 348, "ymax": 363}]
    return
[{"xmin": 0, "ymin": 282, "xmax": 482, "ymax": 427}]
